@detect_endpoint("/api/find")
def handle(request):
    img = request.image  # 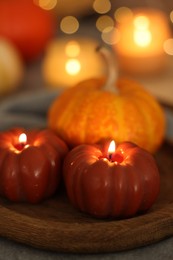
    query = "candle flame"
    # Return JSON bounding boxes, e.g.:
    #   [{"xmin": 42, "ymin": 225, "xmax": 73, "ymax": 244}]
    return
[
  {"xmin": 133, "ymin": 15, "xmax": 152, "ymax": 47},
  {"xmin": 108, "ymin": 140, "xmax": 116, "ymax": 155},
  {"xmin": 65, "ymin": 59, "xmax": 81, "ymax": 75},
  {"xmin": 134, "ymin": 15, "xmax": 150, "ymax": 30},
  {"xmin": 19, "ymin": 133, "xmax": 27, "ymax": 144},
  {"xmin": 134, "ymin": 30, "xmax": 152, "ymax": 47}
]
